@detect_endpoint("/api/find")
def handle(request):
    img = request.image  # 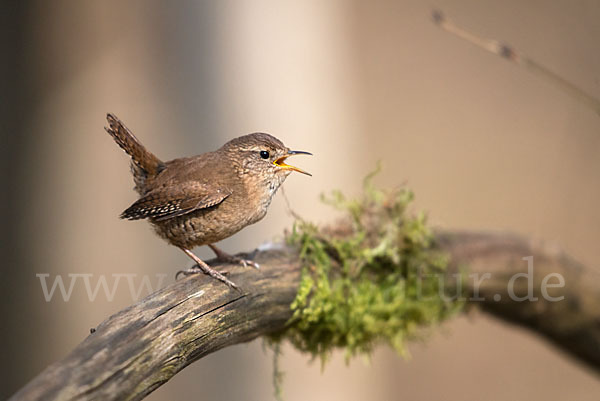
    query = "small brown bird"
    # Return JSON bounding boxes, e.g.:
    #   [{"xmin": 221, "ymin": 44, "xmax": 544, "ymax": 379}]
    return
[{"xmin": 104, "ymin": 113, "xmax": 311, "ymax": 289}]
